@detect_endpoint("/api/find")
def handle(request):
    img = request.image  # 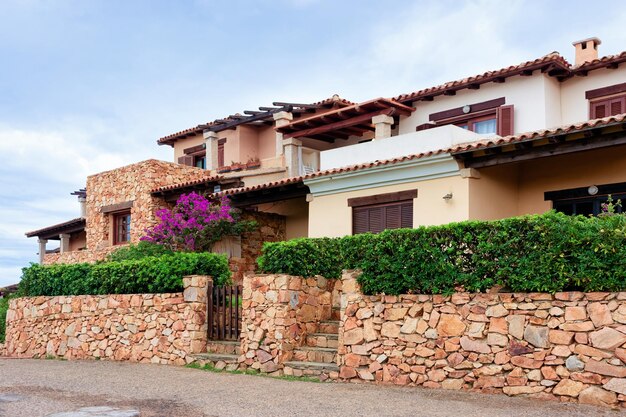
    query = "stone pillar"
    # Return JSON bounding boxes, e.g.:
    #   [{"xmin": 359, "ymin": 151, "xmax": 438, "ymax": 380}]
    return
[
  {"xmin": 203, "ymin": 130, "xmax": 219, "ymax": 171},
  {"xmin": 37, "ymin": 238, "xmax": 48, "ymax": 264},
  {"xmin": 372, "ymin": 114, "xmax": 394, "ymax": 140},
  {"xmin": 283, "ymin": 137, "xmax": 302, "ymax": 177},
  {"xmin": 183, "ymin": 275, "xmax": 211, "ymax": 354},
  {"xmin": 273, "ymin": 111, "xmax": 293, "ymax": 156},
  {"xmin": 59, "ymin": 234, "xmax": 70, "ymax": 254}
]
